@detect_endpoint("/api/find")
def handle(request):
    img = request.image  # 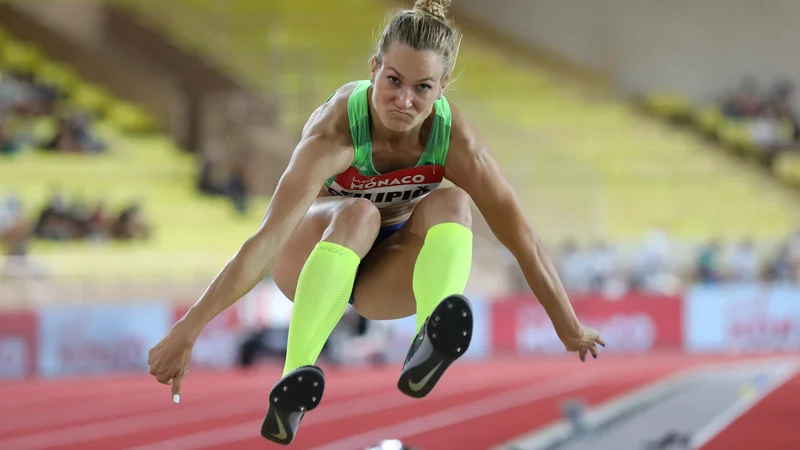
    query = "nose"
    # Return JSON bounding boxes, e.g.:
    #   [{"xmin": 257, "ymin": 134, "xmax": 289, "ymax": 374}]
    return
[{"xmin": 394, "ymin": 88, "xmax": 413, "ymax": 109}]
